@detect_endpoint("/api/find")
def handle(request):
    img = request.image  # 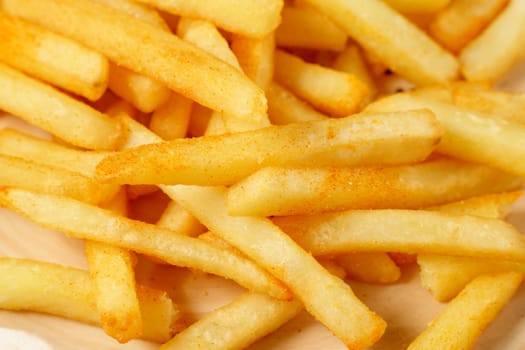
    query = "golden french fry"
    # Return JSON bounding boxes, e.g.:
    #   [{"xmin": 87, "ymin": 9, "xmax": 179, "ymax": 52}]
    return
[
  {"xmin": 429, "ymin": 190, "xmax": 521, "ymax": 217},
  {"xmin": 0, "ymin": 154, "xmax": 117, "ymax": 204},
  {"xmin": 169, "ymin": 185, "xmax": 386, "ymax": 349},
  {"xmin": 274, "ymin": 50, "xmax": 368, "ymax": 117},
  {"xmin": 0, "ymin": 62, "xmax": 123, "ymax": 150},
  {"xmin": 429, "ymin": 0, "xmax": 509, "ymax": 53},
  {"xmin": 266, "ymin": 82, "xmax": 328, "ymax": 125},
  {"xmin": 149, "ymin": 94, "xmax": 192, "ymax": 140},
  {"xmin": 0, "ymin": 257, "xmax": 182, "ymax": 343},
  {"xmin": 275, "ymin": 5, "xmax": 346, "ymax": 51},
  {"xmin": 231, "ymin": 33, "xmax": 275, "ymax": 90},
  {"xmin": 93, "ymin": 0, "xmax": 170, "ymax": 30},
  {"xmin": 302, "ymin": 0, "xmax": 458, "ymax": 85},
  {"xmin": 0, "ymin": 13, "xmax": 108, "ymax": 101},
  {"xmin": 134, "ymin": 0, "xmax": 283, "ymax": 38},
  {"xmin": 317, "ymin": 258, "xmax": 347, "ymax": 279},
  {"xmin": 156, "ymin": 201, "xmax": 207, "ymax": 237},
  {"xmin": 161, "ymin": 292, "xmax": 302, "ymax": 350},
  {"xmin": 336, "ymin": 252, "xmax": 401, "ymax": 284},
  {"xmin": 407, "ymin": 272, "xmax": 523, "ymax": 350},
  {"xmin": 381, "ymin": 0, "xmax": 451, "ymax": 13},
  {"xmin": 366, "ymin": 93, "xmax": 525, "ymax": 176},
  {"xmin": 0, "ymin": 187, "xmax": 290, "ymax": 300},
  {"xmin": 2, "ymin": 0, "xmax": 267, "ymax": 122},
  {"xmin": 227, "ymin": 158, "xmax": 522, "ymax": 216},
  {"xmin": 460, "ymin": 0, "xmax": 525, "ymax": 82},
  {"xmin": 96, "ymin": 110, "xmax": 441, "ymax": 185},
  {"xmin": 274, "ymin": 209, "xmax": 525, "ymax": 260}
]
